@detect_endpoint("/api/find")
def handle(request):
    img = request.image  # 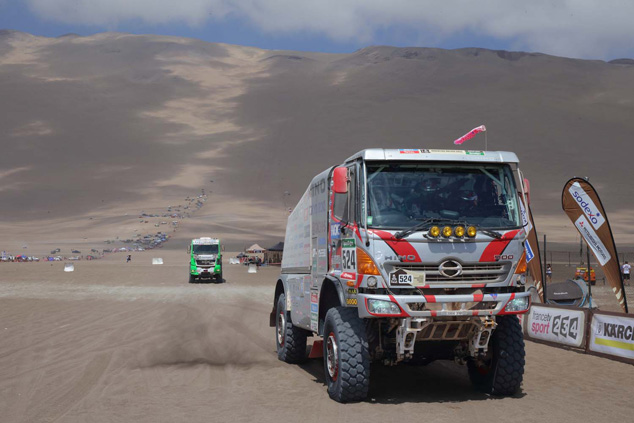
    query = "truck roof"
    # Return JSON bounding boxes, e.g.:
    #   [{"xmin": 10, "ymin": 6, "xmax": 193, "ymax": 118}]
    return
[
  {"xmin": 192, "ymin": 237, "xmax": 220, "ymax": 245},
  {"xmin": 344, "ymin": 149, "xmax": 519, "ymax": 164}
]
